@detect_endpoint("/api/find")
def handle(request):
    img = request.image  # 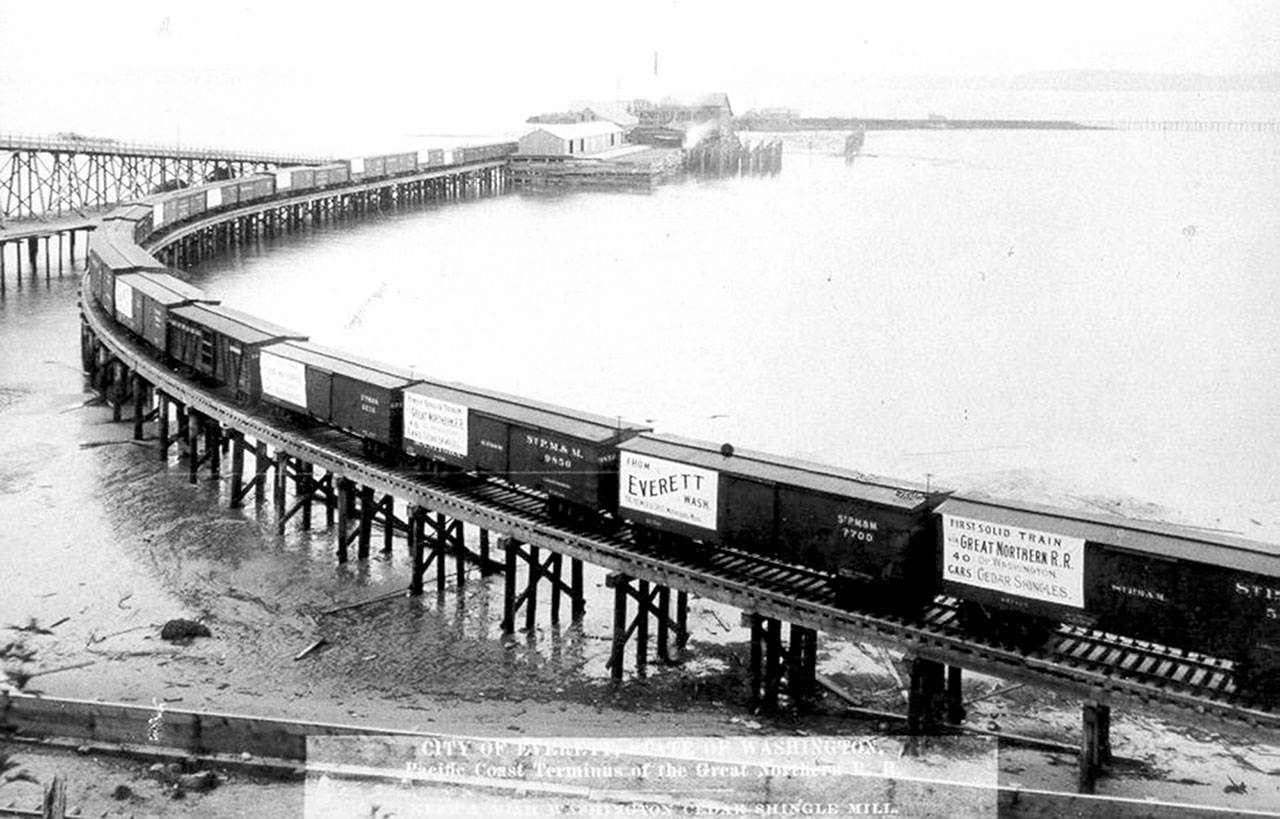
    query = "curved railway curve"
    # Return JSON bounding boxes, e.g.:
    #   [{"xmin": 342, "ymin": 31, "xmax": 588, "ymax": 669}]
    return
[{"xmin": 75, "ymin": 154, "xmax": 1279, "ymax": 795}]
